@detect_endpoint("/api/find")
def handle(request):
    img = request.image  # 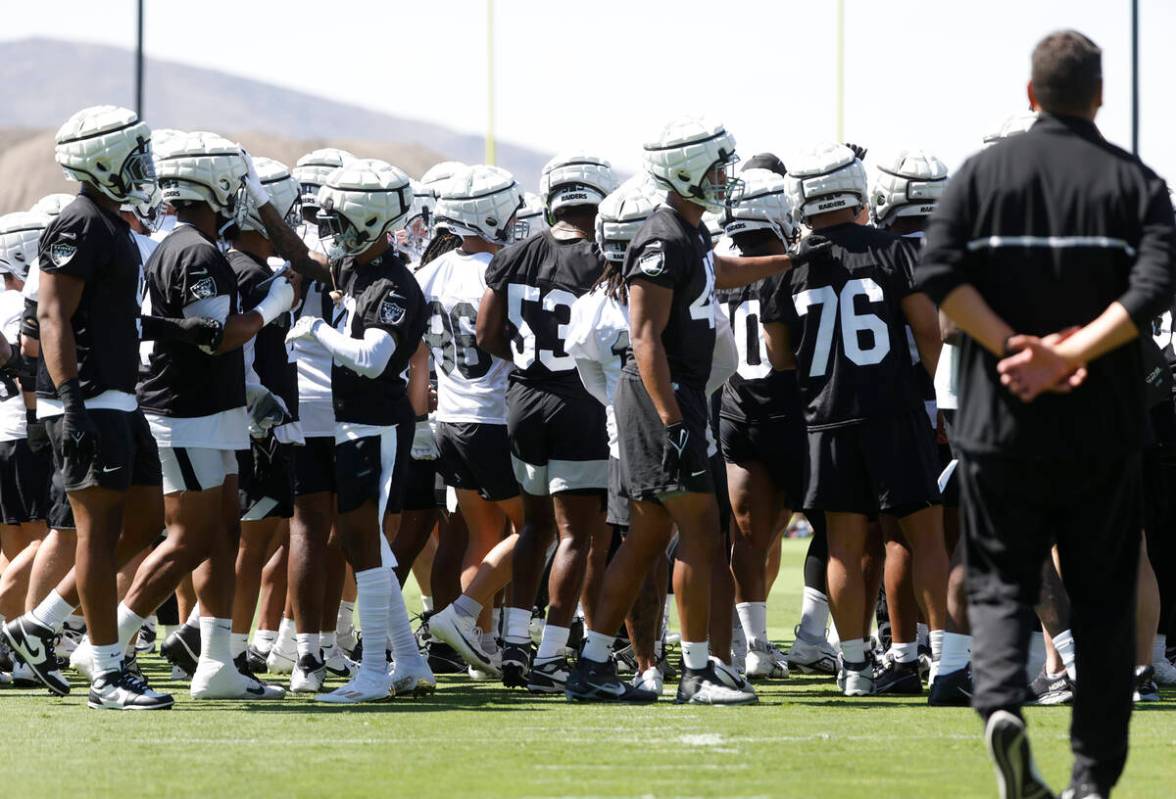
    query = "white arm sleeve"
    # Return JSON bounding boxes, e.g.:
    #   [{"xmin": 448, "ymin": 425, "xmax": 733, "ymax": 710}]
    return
[
  {"xmin": 707, "ymin": 310, "xmax": 738, "ymax": 396},
  {"xmin": 243, "ymin": 337, "xmax": 263, "ymax": 397},
  {"xmin": 312, "ymin": 322, "xmax": 396, "ymax": 379},
  {"xmin": 573, "ymin": 357, "xmax": 610, "ymax": 408}
]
